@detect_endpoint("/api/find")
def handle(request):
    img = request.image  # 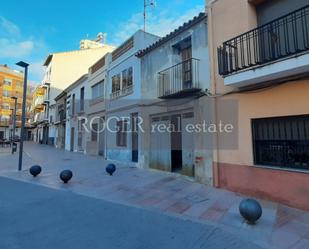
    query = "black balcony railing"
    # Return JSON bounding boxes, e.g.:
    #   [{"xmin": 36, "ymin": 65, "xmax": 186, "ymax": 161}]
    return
[
  {"xmin": 158, "ymin": 58, "xmax": 200, "ymax": 98},
  {"xmin": 218, "ymin": 5, "xmax": 309, "ymax": 76}
]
